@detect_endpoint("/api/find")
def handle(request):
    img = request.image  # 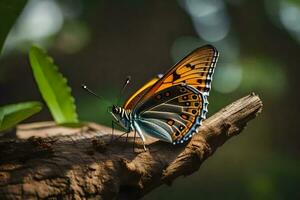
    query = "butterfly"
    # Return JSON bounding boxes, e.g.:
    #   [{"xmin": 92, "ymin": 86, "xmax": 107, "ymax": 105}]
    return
[{"xmin": 110, "ymin": 45, "xmax": 219, "ymax": 150}]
